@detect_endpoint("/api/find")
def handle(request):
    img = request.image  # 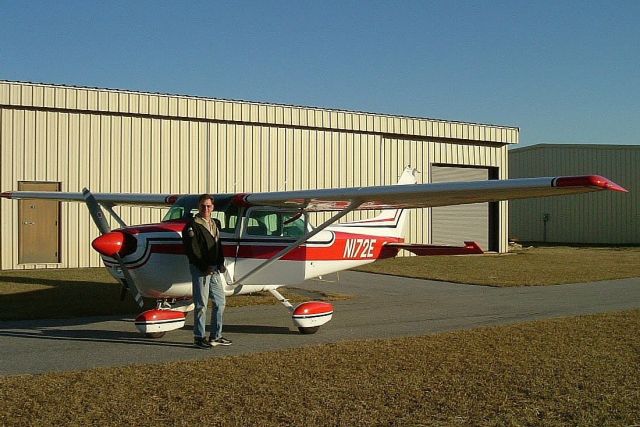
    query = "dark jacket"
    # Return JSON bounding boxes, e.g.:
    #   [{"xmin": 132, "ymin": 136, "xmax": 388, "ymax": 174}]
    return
[{"xmin": 183, "ymin": 217, "xmax": 225, "ymax": 274}]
